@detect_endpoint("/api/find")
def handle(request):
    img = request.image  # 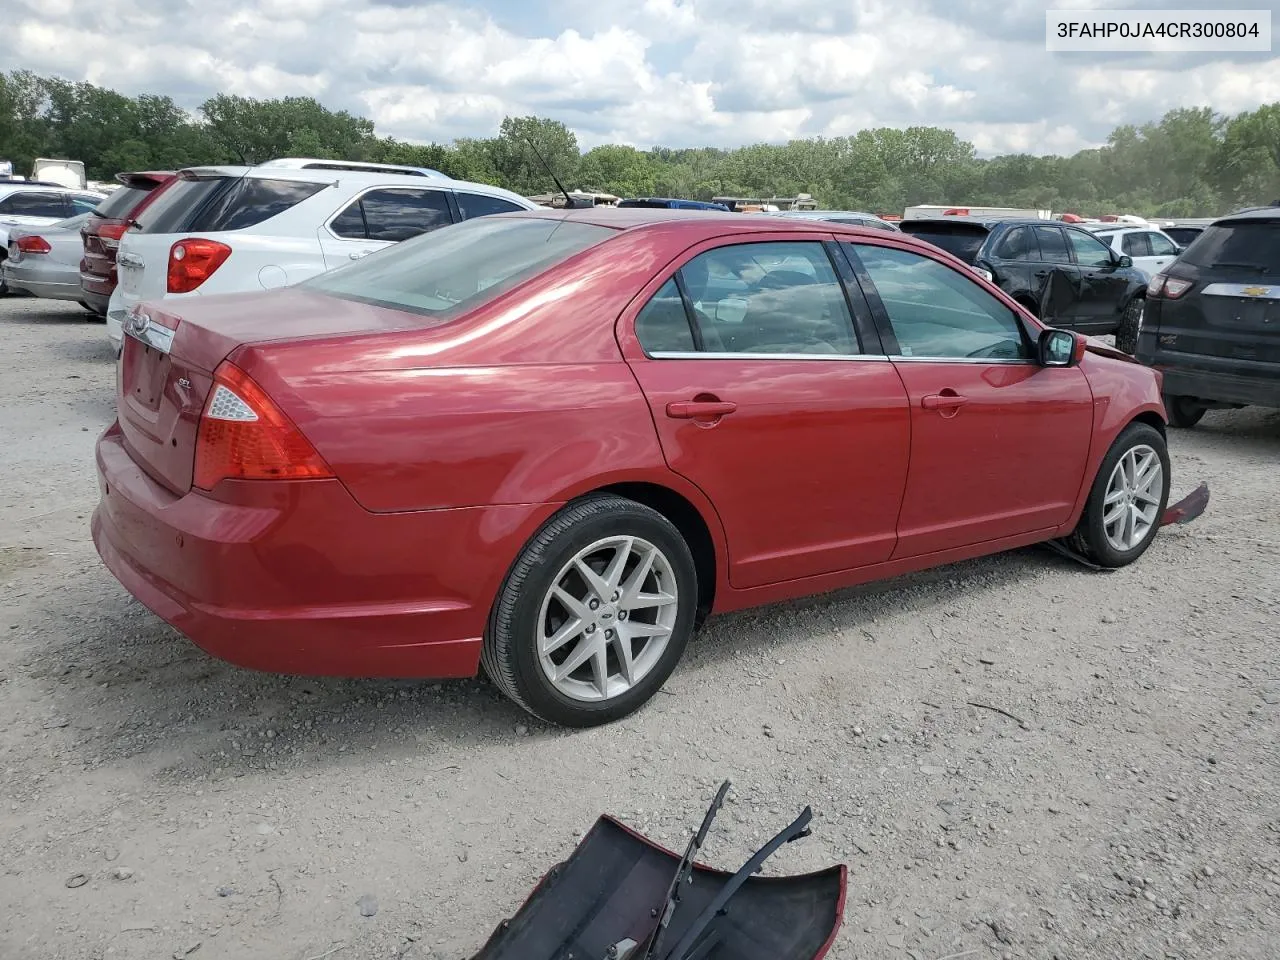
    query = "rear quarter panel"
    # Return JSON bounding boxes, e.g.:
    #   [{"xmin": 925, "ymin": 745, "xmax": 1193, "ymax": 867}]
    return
[{"xmin": 233, "ymin": 227, "xmax": 700, "ymax": 514}]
